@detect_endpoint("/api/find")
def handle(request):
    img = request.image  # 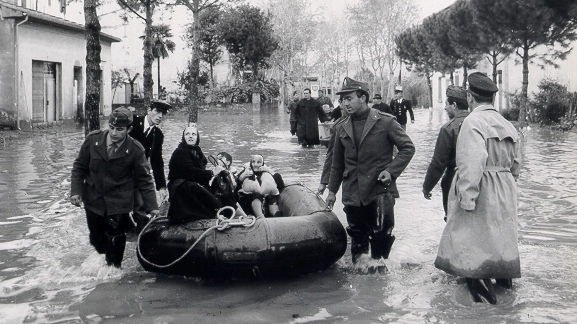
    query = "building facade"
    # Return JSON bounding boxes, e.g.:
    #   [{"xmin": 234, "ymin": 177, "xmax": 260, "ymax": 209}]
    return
[{"xmin": 0, "ymin": 0, "xmax": 120, "ymax": 129}]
